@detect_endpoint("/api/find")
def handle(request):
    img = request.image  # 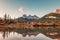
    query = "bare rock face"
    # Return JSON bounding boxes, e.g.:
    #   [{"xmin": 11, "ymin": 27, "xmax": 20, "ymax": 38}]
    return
[{"xmin": 56, "ymin": 9, "xmax": 60, "ymax": 14}]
